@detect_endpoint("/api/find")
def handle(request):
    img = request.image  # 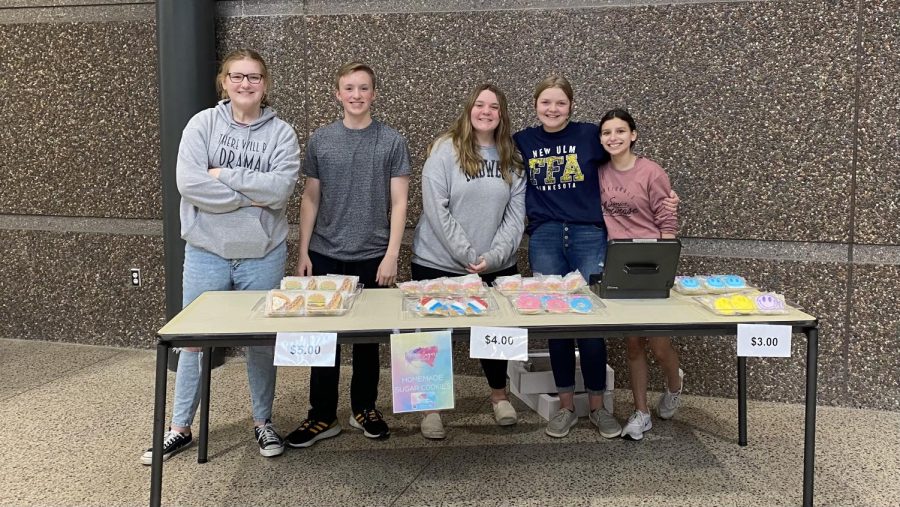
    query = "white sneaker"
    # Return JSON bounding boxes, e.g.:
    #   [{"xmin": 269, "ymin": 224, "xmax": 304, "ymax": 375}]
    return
[
  {"xmin": 622, "ymin": 410, "xmax": 652, "ymax": 440},
  {"xmin": 658, "ymin": 368, "xmax": 684, "ymax": 420},
  {"xmin": 420, "ymin": 412, "xmax": 446, "ymax": 439},
  {"xmin": 492, "ymin": 400, "xmax": 518, "ymax": 426}
]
